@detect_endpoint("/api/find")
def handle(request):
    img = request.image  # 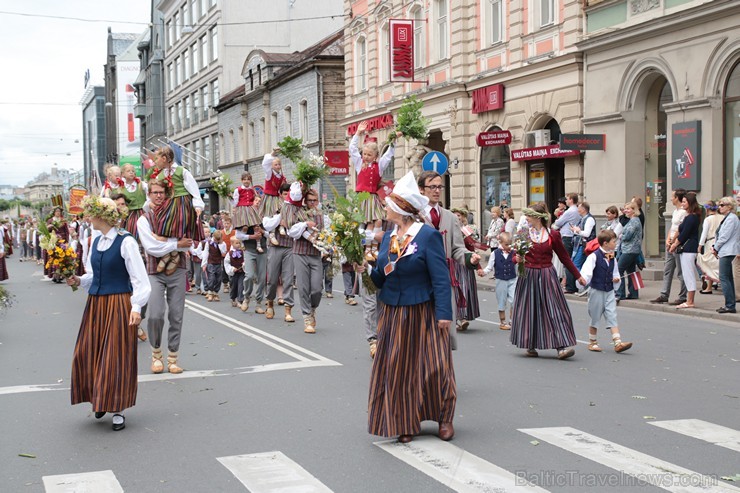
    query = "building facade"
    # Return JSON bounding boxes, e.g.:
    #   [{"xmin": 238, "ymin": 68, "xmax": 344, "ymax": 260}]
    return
[
  {"xmin": 580, "ymin": 0, "xmax": 740, "ymax": 256},
  {"xmin": 80, "ymin": 85, "xmax": 107, "ymax": 189},
  {"xmin": 342, "ymin": 0, "xmax": 585, "ymax": 229}
]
